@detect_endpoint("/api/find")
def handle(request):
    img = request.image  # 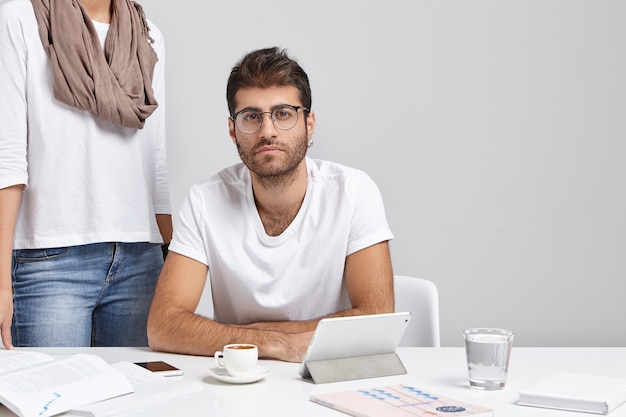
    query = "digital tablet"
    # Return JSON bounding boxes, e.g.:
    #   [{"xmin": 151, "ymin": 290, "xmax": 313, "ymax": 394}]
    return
[{"xmin": 298, "ymin": 312, "xmax": 411, "ymax": 379}]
